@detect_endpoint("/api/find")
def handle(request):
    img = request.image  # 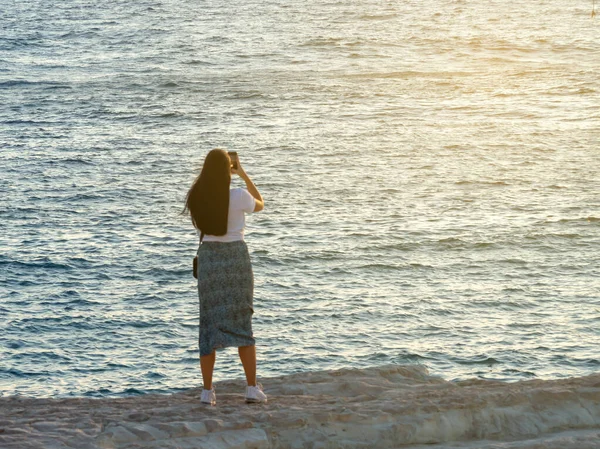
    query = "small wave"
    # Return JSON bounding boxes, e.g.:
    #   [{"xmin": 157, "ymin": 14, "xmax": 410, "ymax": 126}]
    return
[
  {"xmin": 120, "ymin": 388, "xmax": 146, "ymax": 396},
  {"xmin": 502, "ymin": 368, "xmax": 536, "ymax": 377},
  {"xmin": 454, "ymin": 356, "xmax": 501, "ymax": 366},
  {"xmin": 341, "ymin": 70, "xmax": 474, "ymax": 79},
  {"xmin": 0, "ymin": 368, "xmax": 49, "ymax": 378},
  {"xmin": 358, "ymin": 263, "xmax": 399, "ymax": 271},
  {"xmin": 432, "ymin": 238, "xmax": 495, "ymax": 250},
  {"xmin": 47, "ymin": 289, "xmax": 80, "ymax": 299},
  {"xmin": 0, "ymin": 258, "xmax": 72, "ymax": 271},
  {"xmin": 206, "ymin": 35, "xmax": 234, "ymax": 43},
  {"xmin": 14, "ymin": 351, "xmax": 73, "ymax": 362},
  {"xmin": 68, "ymin": 256, "xmax": 93, "ymax": 265},
  {"xmin": 347, "ymin": 52, "xmax": 383, "ymax": 59},
  {"xmin": 5, "ymin": 341, "xmax": 26, "ymax": 350},
  {"xmin": 371, "ymin": 242, "xmax": 416, "ymax": 252},
  {"xmin": 62, "ymin": 158, "xmax": 96, "ymax": 166},
  {"xmin": 0, "ymin": 80, "xmax": 67, "ymax": 88},
  {"xmin": 574, "ymin": 87, "xmax": 596, "ymax": 95},
  {"xmin": 227, "ymin": 91, "xmax": 266, "ymax": 100},
  {"xmin": 577, "ymin": 358, "xmax": 600, "ymax": 366},
  {"xmin": 437, "ymin": 237, "xmax": 464, "ymax": 244},
  {"xmin": 183, "ymin": 59, "xmax": 213, "ymax": 65},
  {"xmin": 15, "ymin": 316, "xmax": 65, "ymax": 325},
  {"xmin": 57, "ymin": 193, "xmax": 105, "ymax": 202},
  {"xmin": 106, "ymin": 362, "xmax": 131, "ymax": 369},
  {"xmin": 126, "ymin": 294, "xmax": 166, "ymax": 303},
  {"xmin": 83, "ymin": 388, "xmax": 113, "ymax": 397},
  {"xmin": 430, "ymin": 308, "xmax": 457, "ymax": 318},
  {"xmin": 397, "ymin": 351, "xmax": 438, "ymax": 363},
  {"xmin": 357, "ymin": 263, "xmax": 433, "ymax": 271},
  {"xmin": 409, "ymin": 262, "xmax": 434, "ymax": 269},
  {"xmin": 547, "ymin": 216, "xmax": 599, "ymax": 224},
  {"xmin": 358, "ymin": 13, "xmax": 397, "ymax": 20},
  {"xmin": 16, "ymin": 280, "xmax": 39, "ymax": 287},
  {"xmin": 65, "ymin": 298, "xmax": 97, "ymax": 306},
  {"xmin": 154, "ymin": 111, "xmax": 182, "ymax": 118},
  {"xmin": 126, "ymin": 320, "xmax": 166, "ymax": 329},
  {"xmin": 455, "ymin": 180, "xmax": 510, "ymax": 186},
  {"xmin": 44, "ymin": 82, "xmax": 73, "ymax": 90},
  {"xmin": 492, "ymin": 92, "xmax": 515, "ymax": 98},
  {"xmin": 300, "ymin": 37, "xmax": 344, "ymax": 47},
  {"xmin": 2, "ymin": 119, "xmax": 56, "ymax": 125},
  {"xmin": 499, "ymin": 258, "xmax": 528, "ymax": 264},
  {"xmin": 525, "ymin": 232, "xmax": 582, "ymax": 240},
  {"xmin": 58, "ymin": 31, "xmax": 99, "ymax": 39},
  {"xmin": 71, "ymin": 367, "xmax": 108, "ymax": 374},
  {"xmin": 142, "ymin": 267, "xmax": 189, "ymax": 277}
]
